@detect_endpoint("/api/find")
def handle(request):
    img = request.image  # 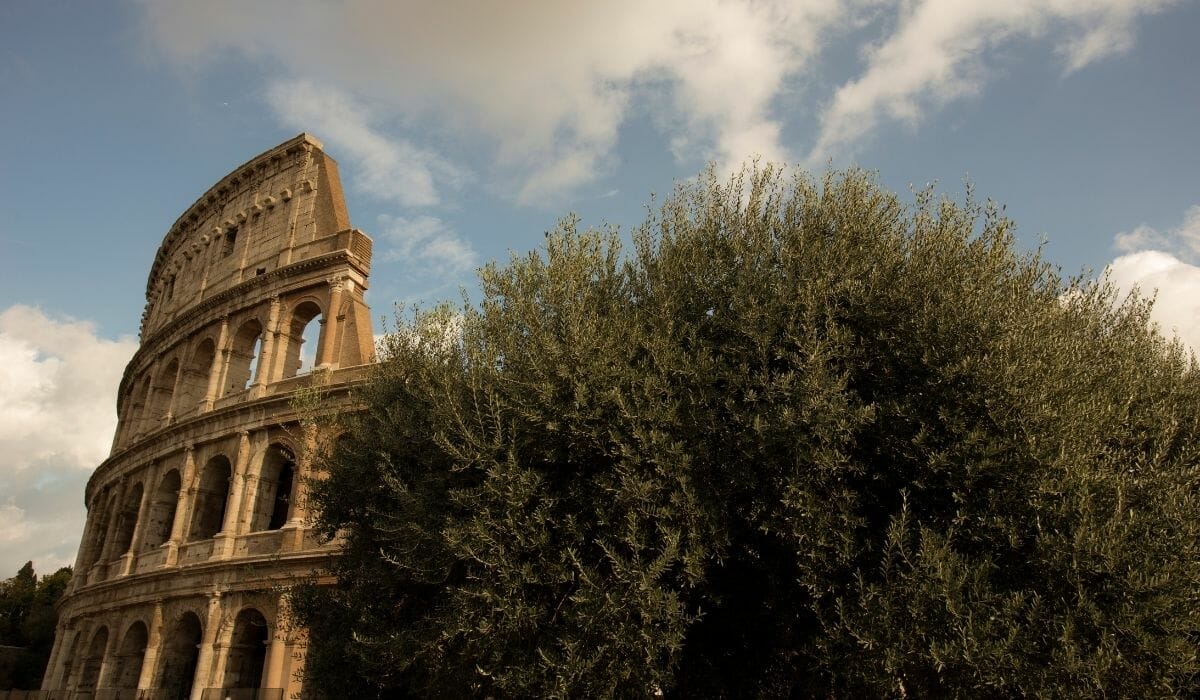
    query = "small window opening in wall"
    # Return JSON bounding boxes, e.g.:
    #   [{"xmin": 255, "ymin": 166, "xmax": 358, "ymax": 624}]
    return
[
  {"xmin": 256, "ymin": 267, "xmax": 267, "ymax": 276},
  {"xmin": 165, "ymin": 276, "xmax": 175, "ymax": 301},
  {"xmin": 222, "ymin": 227, "xmax": 238, "ymax": 257}
]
